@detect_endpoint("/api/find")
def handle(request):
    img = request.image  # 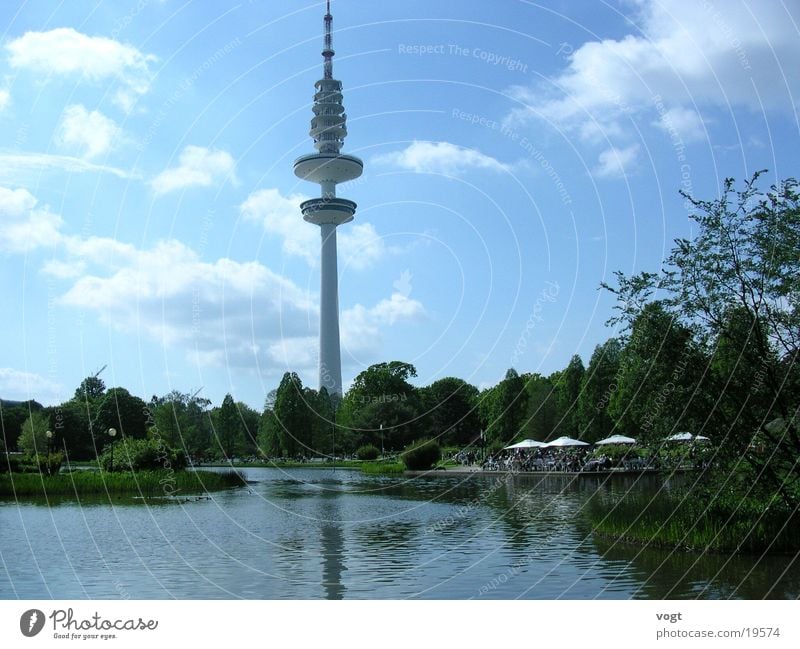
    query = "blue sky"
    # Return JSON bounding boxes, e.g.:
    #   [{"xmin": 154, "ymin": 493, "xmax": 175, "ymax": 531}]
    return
[{"xmin": 1, "ymin": 0, "xmax": 798, "ymax": 410}]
